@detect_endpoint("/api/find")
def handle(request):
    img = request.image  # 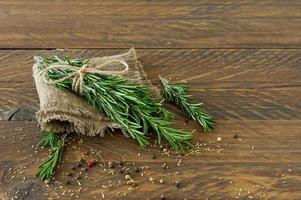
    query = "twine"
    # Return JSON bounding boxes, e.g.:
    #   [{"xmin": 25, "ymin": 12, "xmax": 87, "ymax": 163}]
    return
[{"xmin": 40, "ymin": 60, "xmax": 129, "ymax": 95}]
